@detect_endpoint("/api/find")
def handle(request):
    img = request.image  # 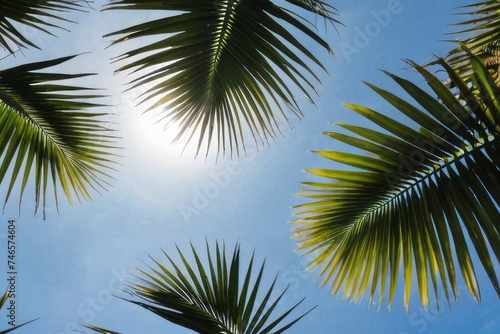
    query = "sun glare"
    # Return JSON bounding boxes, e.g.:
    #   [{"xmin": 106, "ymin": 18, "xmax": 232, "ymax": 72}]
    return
[{"xmin": 138, "ymin": 113, "xmax": 191, "ymax": 156}]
